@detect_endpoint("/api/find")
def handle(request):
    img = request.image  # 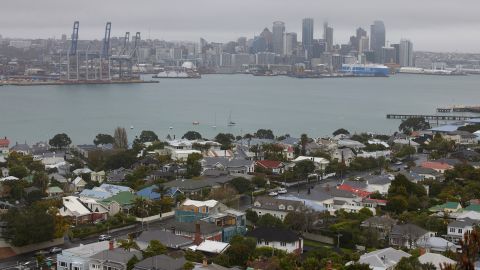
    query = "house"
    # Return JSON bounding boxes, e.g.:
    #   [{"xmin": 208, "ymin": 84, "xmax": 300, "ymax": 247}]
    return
[
  {"xmin": 331, "ymin": 148, "xmax": 355, "ymax": 166},
  {"xmin": 246, "ymin": 227, "xmax": 303, "ymax": 254},
  {"xmin": 175, "ymin": 199, "xmax": 229, "ymax": 223},
  {"xmin": 421, "ymin": 161, "xmax": 453, "ymax": 173},
  {"xmin": 0, "ymin": 137, "xmax": 9, "ymax": 163},
  {"xmin": 169, "ymin": 149, "xmax": 202, "ymax": 161},
  {"xmin": 410, "ymin": 167, "xmax": 443, "ymax": 181},
  {"xmin": 192, "ymin": 240, "xmax": 230, "ymax": 254},
  {"xmin": 46, "ymin": 186, "xmax": 64, "ymax": 197},
  {"xmin": 292, "ymin": 156, "xmax": 329, "ymax": 171},
  {"xmin": 89, "ymin": 247, "xmax": 142, "ymax": 270},
  {"xmin": 101, "ymin": 191, "xmax": 136, "ymax": 214},
  {"xmin": 72, "ymin": 177, "xmax": 87, "ymax": 192},
  {"xmin": 136, "ymin": 230, "xmax": 193, "ymax": 250},
  {"xmin": 201, "ymin": 157, "xmax": 255, "ymax": 174},
  {"xmin": 73, "ymin": 168, "xmax": 93, "ymax": 176},
  {"xmin": 252, "ymin": 196, "xmax": 304, "ymax": 221},
  {"xmin": 57, "ymin": 239, "xmax": 112, "ymax": 270},
  {"xmin": 337, "ymin": 139, "xmax": 366, "ymax": 151},
  {"xmin": 91, "ymin": 171, "xmax": 105, "ymax": 183},
  {"xmin": 451, "ymin": 150, "xmax": 480, "ymax": 162},
  {"xmin": 365, "ymin": 175, "xmax": 394, "ymax": 195},
  {"xmin": 418, "ymin": 253, "xmax": 456, "ymax": 270},
  {"xmin": 429, "ymin": 201, "xmax": 463, "ymax": 213},
  {"xmin": 416, "ymin": 237, "xmax": 457, "ymax": 253},
  {"xmin": 360, "ymin": 216, "xmax": 397, "ymax": 238},
  {"xmin": 133, "ymin": 255, "xmax": 187, "ymax": 270},
  {"xmin": 162, "ymin": 175, "xmax": 234, "ymax": 196},
  {"xmin": 10, "ymin": 142, "xmax": 31, "ymax": 155},
  {"xmin": 443, "ymin": 131, "xmax": 478, "ymax": 145},
  {"xmin": 164, "ymin": 221, "xmax": 223, "ymax": 243},
  {"xmin": 446, "ymin": 218, "xmax": 478, "ymax": 244},
  {"xmin": 356, "ymin": 247, "xmax": 411, "ymax": 270},
  {"xmin": 106, "ymin": 168, "xmax": 132, "ymax": 183},
  {"xmin": 255, "ymin": 160, "xmax": 284, "ymax": 174},
  {"xmin": 389, "ymin": 223, "xmax": 435, "ymax": 249},
  {"xmin": 59, "ymin": 196, "xmax": 108, "ymax": 224}
]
